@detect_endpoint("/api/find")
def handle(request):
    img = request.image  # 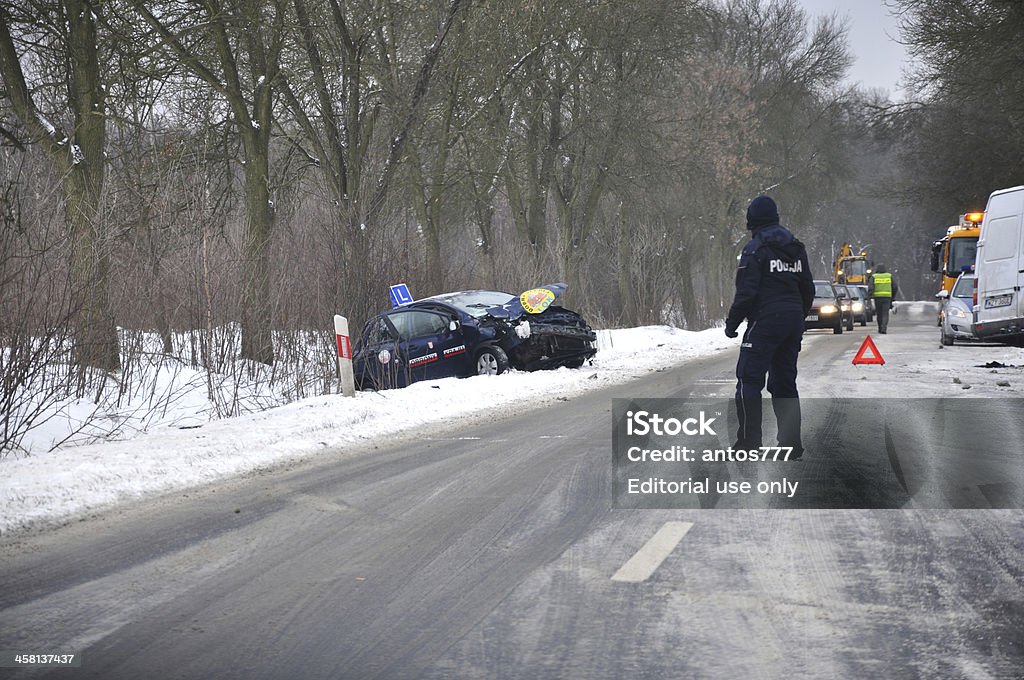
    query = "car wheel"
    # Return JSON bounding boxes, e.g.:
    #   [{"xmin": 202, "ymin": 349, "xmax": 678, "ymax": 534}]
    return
[
  {"xmin": 859, "ymin": 317, "xmax": 867, "ymax": 327},
  {"xmin": 833, "ymin": 322, "xmax": 843, "ymax": 335},
  {"xmin": 475, "ymin": 346, "xmax": 509, "ymax": 376},
  {"xmin": 846, "ymin": 315, "xmax": 854, "ymax": 331},
  {"xmin": 940, "ymin": 327, "xmax": 954, "ymax": 346}
]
